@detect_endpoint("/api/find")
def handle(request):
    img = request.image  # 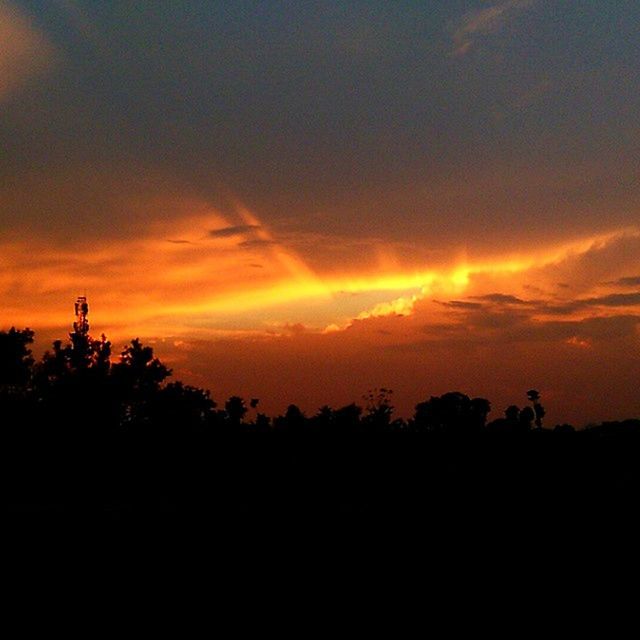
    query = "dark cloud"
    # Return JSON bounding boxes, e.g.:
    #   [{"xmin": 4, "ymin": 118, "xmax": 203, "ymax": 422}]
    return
[
  {"xmin": 586, "ymin": 292, "xmax": 640, "ymax": 306},
  {"xmin": 238, "ymin": 239, "xmax": 278, "ymax": 248},
  {"xmin": 470, "ymin": 293, "xmax": 531, "ymax": 305},
  {"xmin": 209, "ymin": 225, "xmax": 260, "ymax": 238},
  {"xmin": 424, "ymin": 303, "xmax": 640, "ymax": 345},
  {"xmin": 546, "ymin": 291, "xmax": 640, "ymax": 315},
  {"xmin": 609, "ymin": 276, "xmax": 640, "ymax": 287},
  {"xmin": 437, "ymin": 300, "xmax": 483, "ymax": 309},
  {"xmin": 167, "ymin": 239, "xmax": 193, "ymax": 244},
  {"xmin": 559, "ymin": 315, "xmax": 640, "ymax": 341},
  {"xmin": 450, "ymin": 287, "xmax": 640, "ymax": 318}
]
